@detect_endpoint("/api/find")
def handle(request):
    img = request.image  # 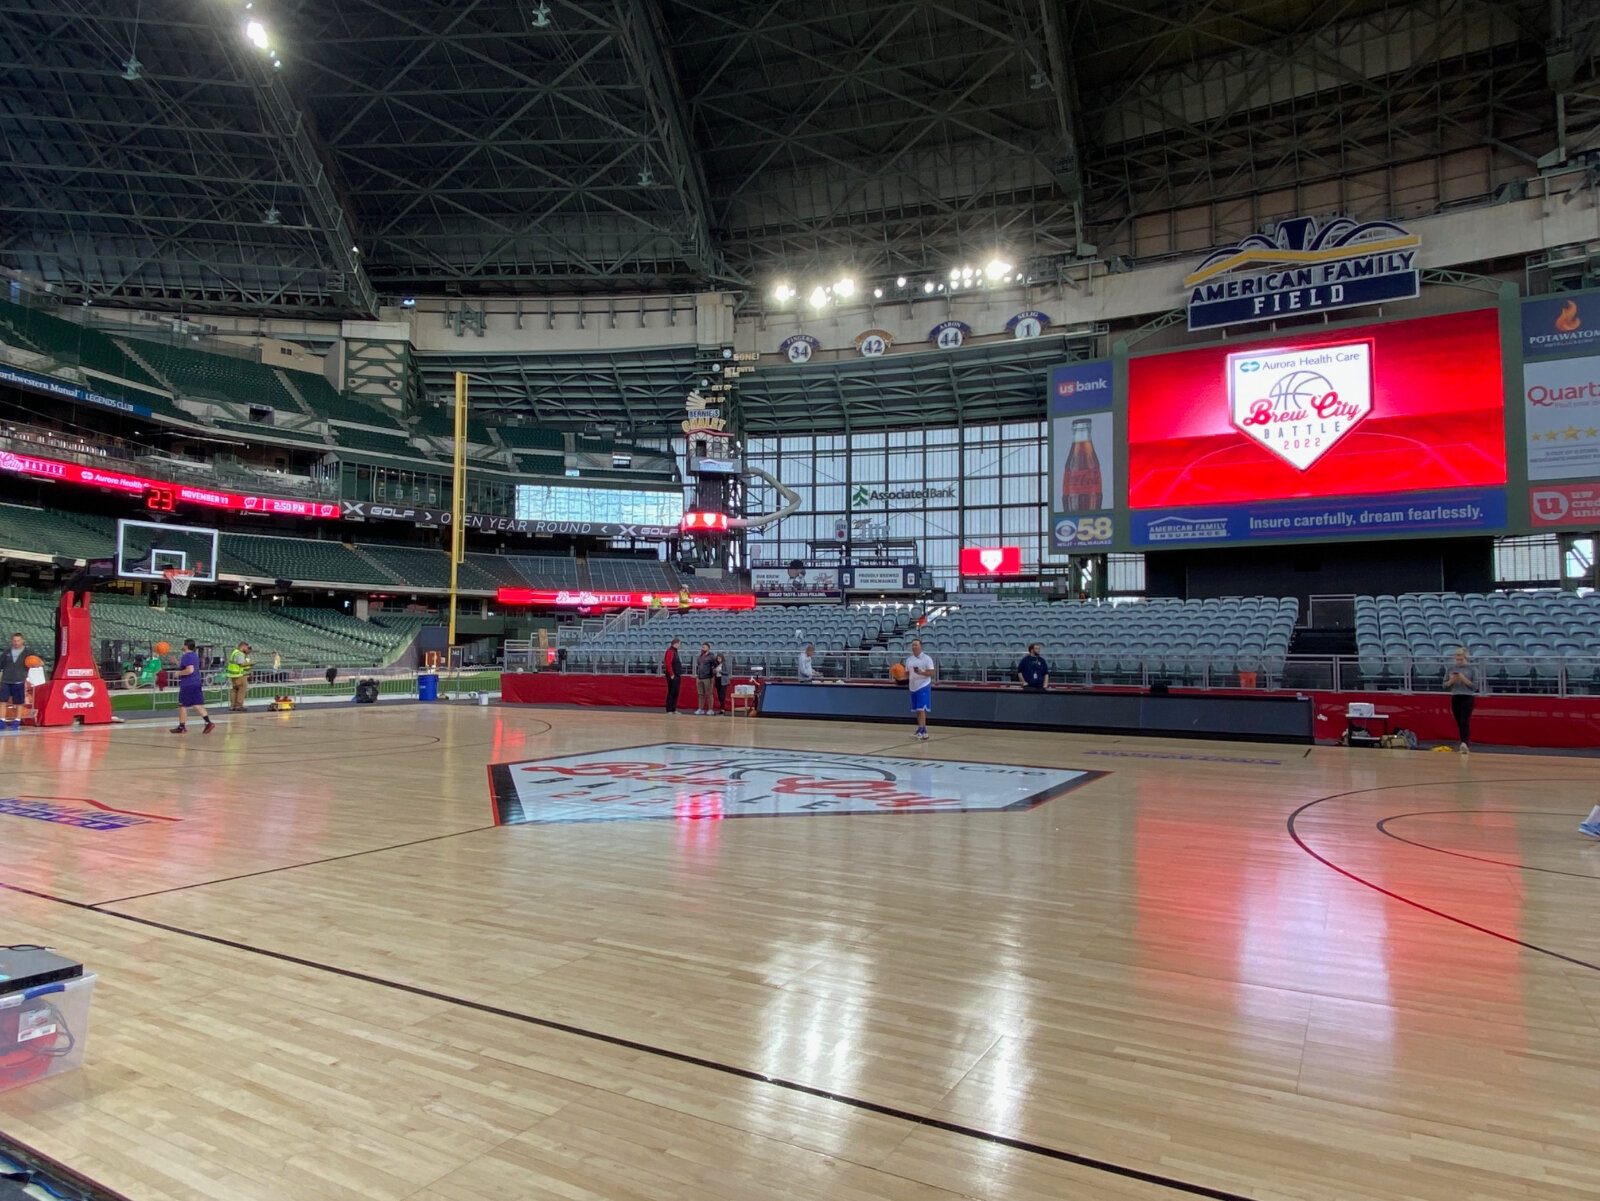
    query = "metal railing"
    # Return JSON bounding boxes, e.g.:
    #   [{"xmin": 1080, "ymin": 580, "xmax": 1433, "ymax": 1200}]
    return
[{"xmin": 553, "ymin": 650, "xmax": 1600, "ymax": 698}]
